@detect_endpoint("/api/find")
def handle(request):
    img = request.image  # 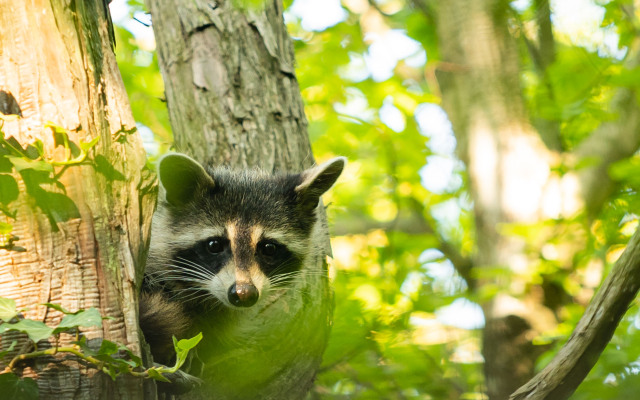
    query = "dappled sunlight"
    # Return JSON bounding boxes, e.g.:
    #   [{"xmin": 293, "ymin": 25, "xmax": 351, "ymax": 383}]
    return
[{"xmin": 108, "ymin": 0, "xmax": 640, "ymax": 398}]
